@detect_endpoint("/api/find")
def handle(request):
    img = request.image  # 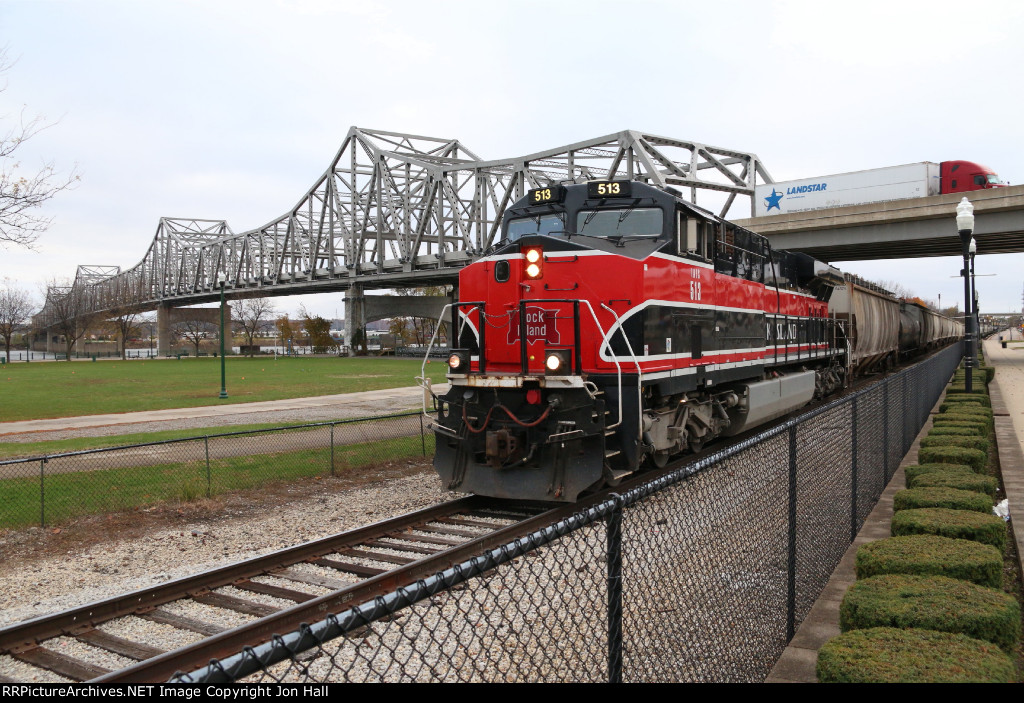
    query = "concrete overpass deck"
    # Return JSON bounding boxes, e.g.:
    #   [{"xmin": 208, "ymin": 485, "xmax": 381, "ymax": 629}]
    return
[{"xmin": 734, "ymin": 184, "xmax": 1024, "ymax": 262}]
